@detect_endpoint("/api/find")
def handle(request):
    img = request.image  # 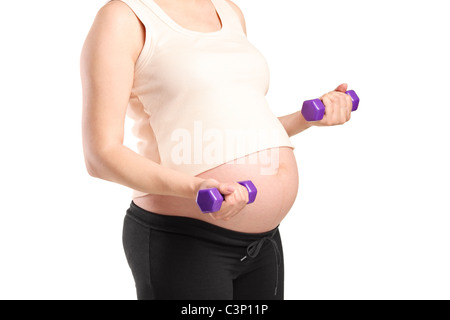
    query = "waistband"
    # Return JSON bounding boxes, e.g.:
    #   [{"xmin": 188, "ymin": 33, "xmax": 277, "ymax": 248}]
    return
[{"xmin": 126, "ymin": 201, "xmax": 279, "ymax": 247}]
